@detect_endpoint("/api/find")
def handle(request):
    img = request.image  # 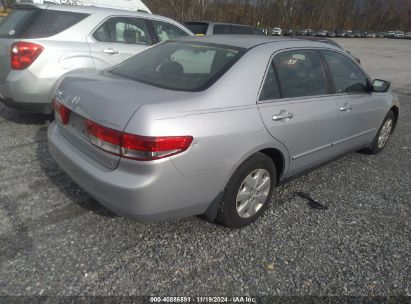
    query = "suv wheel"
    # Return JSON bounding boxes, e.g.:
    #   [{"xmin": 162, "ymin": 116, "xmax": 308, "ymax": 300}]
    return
[{"xmin": 217, "ymin": 153, "xmax": 276, "ymax": 229}]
